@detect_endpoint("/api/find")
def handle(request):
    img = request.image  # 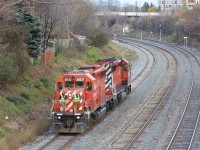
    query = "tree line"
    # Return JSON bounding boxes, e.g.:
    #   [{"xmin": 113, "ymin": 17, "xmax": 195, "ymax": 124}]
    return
[
  {"xmin": 0, "ymin": 0, "xmax": 200, "ymax": 85},
  {"xmin": 131, "ymin": 6, "xmax": 200, "ymax": 46}
]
